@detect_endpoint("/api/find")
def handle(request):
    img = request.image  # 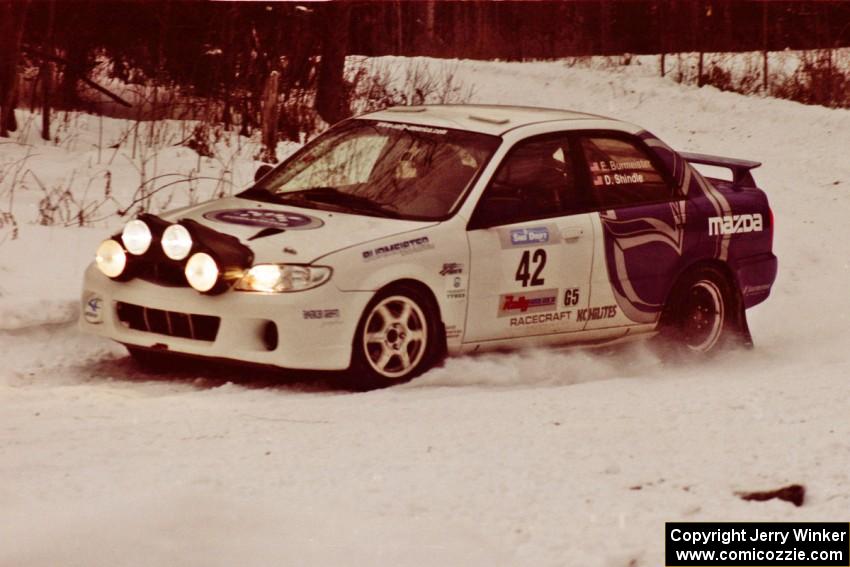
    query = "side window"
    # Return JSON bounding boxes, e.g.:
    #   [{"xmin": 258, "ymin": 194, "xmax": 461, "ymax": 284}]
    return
[
  {"xmin": 579, "ymin": 136, "xmax": 672, "ymax": 208},
  {"xmin": 475, "ymin": 136, "xmax": 578, "ymax": 226}
]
